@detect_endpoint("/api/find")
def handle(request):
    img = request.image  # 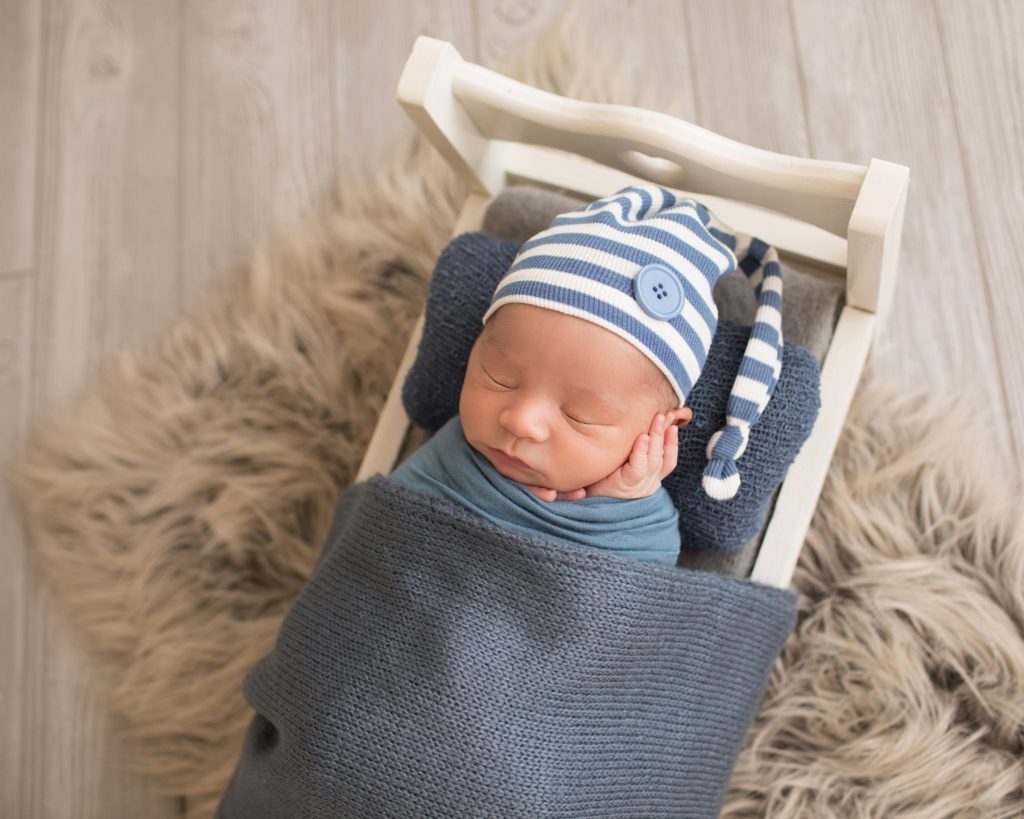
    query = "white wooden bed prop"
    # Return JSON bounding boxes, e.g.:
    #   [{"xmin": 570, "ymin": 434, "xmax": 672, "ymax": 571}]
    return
[{"xmin": 355, "ymin": 36, "xmax": 910, "ymax": 591}]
